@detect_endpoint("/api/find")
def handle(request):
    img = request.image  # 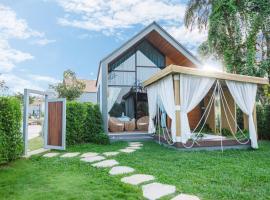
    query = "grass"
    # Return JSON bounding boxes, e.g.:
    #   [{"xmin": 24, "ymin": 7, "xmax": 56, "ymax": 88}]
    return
[
  {"xmin": 0, "ymin": 141, "xmax": 270, "ymax": 200},
  {"xmin": 28, "ymin": 136, "xmax": 43, "ymax": 151}
]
